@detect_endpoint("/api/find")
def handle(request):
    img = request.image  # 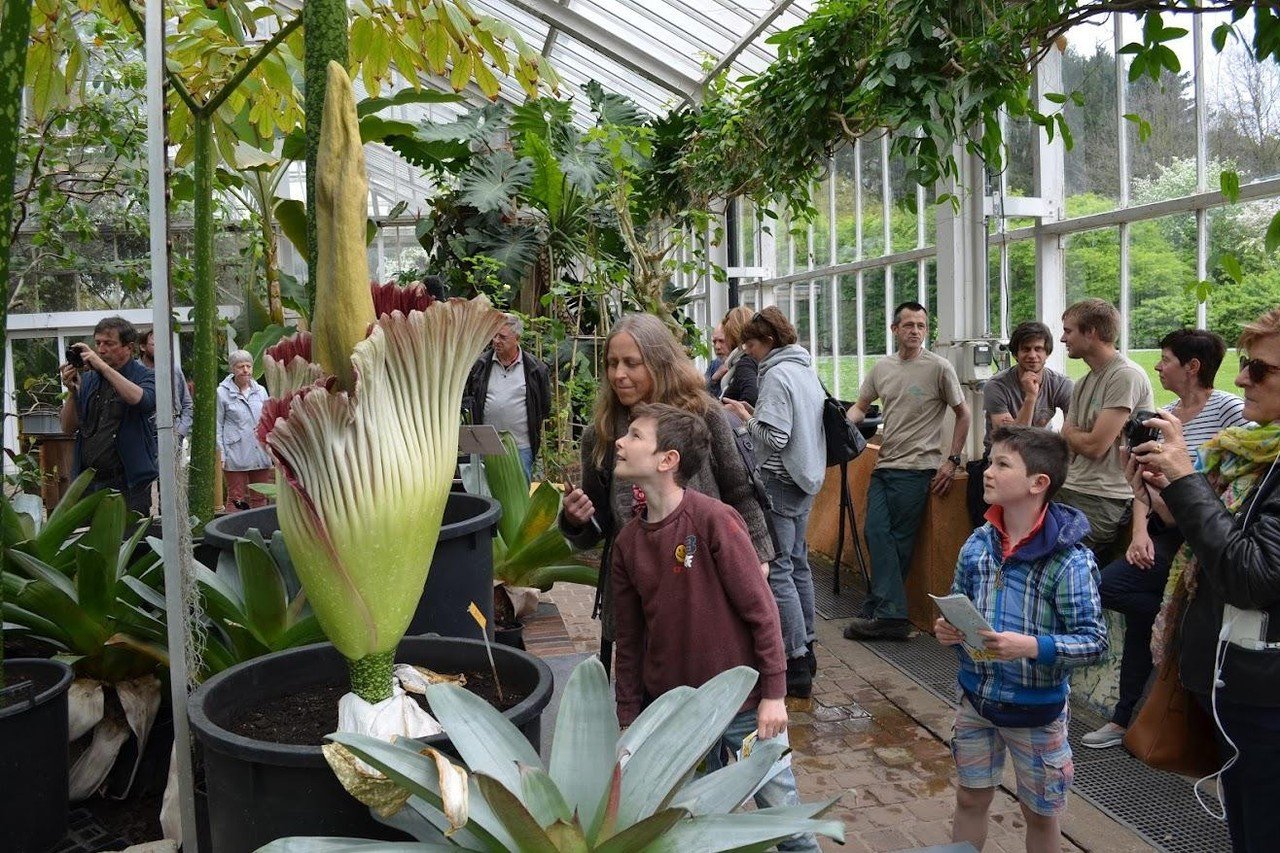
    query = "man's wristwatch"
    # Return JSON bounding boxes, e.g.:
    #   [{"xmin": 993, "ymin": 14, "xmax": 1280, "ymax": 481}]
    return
[{"xmin": 947, "ymin": 454, "xmax": 963, "ymax": 467}]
